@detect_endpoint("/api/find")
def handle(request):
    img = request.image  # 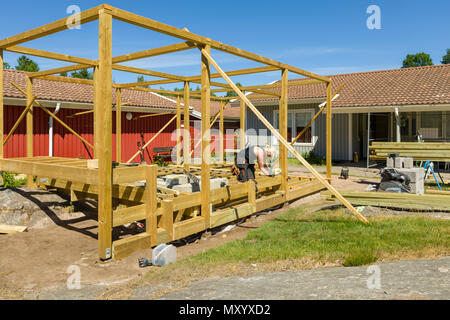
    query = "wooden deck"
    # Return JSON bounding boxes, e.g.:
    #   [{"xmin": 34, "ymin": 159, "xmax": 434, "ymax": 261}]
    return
[{"xmin": 0, "ymin": 156, "xmax": 325, "ymax": 260}]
